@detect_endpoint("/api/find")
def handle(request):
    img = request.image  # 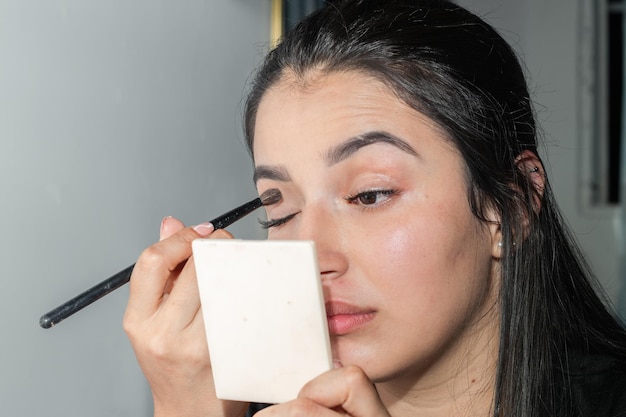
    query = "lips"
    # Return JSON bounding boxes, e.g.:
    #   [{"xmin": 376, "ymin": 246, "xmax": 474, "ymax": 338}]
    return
[{"xmin": 325, "ymin": 301, "xmax": 376, "ymax": 335}]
